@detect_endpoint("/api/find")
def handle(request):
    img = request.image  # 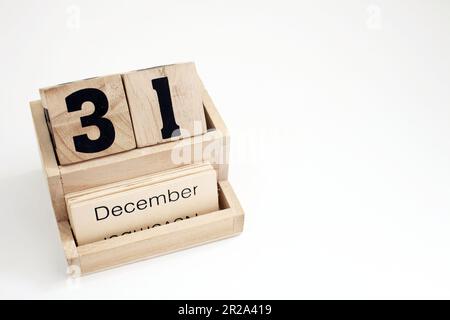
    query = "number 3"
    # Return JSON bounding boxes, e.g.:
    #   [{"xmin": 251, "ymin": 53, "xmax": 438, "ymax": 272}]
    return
[{"xmin": 65, "ymin": 88, "xmax": 115, "ymax": 153}]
